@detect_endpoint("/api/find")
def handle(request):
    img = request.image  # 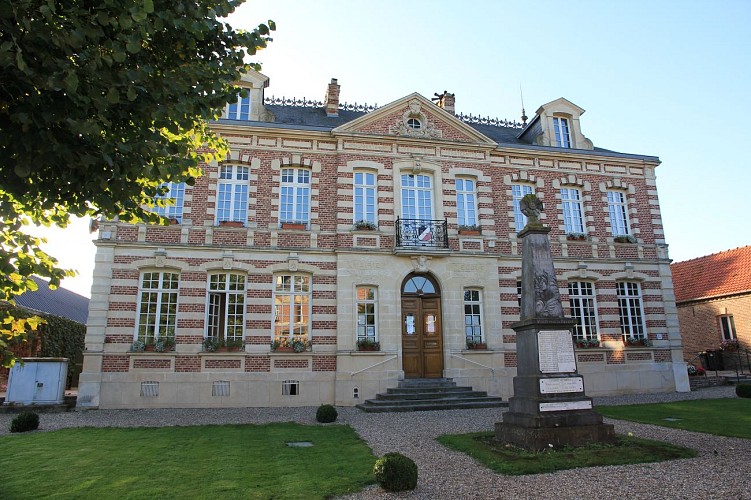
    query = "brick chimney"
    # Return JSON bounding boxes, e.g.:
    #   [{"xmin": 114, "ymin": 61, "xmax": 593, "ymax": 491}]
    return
[
  {"xmin": 324, "ymin": 78, "xmax": 340, "ymax": 117},
  {"xmin": 436, "ymin": 91, "xmax": 455, "ymax": 115}
]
